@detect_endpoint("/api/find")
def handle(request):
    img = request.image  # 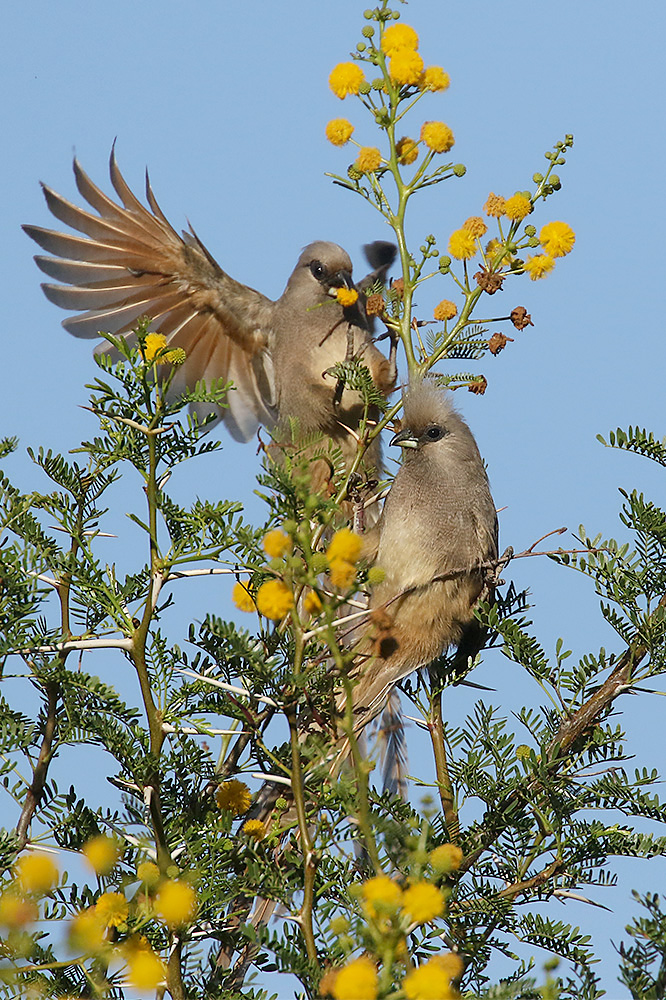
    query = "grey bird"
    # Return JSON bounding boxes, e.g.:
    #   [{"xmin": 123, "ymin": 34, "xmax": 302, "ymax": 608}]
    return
[
  {"xmin": 23, "ymin": 151, "xmax": 396, "ymax": 479},
  {"xmin": 337, "ymin": 378, "xmax": 499, "ymax": 739}
]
